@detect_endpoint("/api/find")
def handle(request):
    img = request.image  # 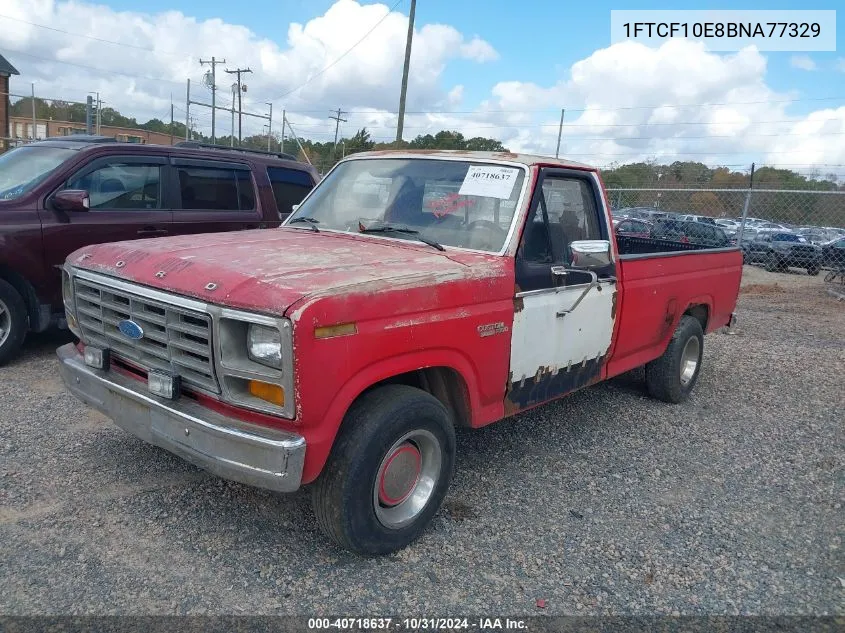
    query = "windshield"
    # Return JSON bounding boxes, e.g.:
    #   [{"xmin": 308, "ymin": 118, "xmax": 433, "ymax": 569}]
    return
[
  {"xmin": 286, "ymin": 158, "xmax": 527, "ymax": 253},
  {"xmin": 0, "ymin": 146, "xmax": 77, "ymax": 200}
]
